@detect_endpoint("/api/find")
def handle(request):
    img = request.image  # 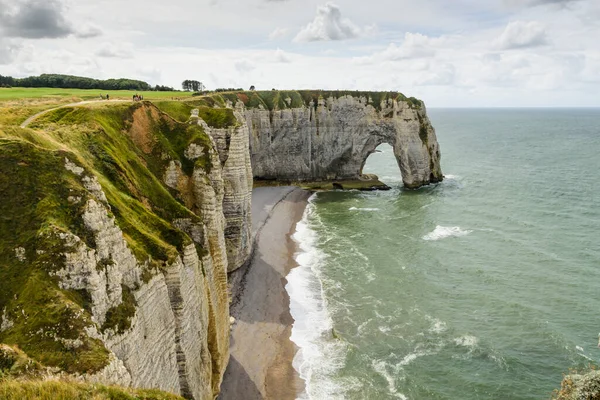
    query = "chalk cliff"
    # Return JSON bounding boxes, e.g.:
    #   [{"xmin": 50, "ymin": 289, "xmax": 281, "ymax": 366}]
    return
[
  {"xmin": 237, "ymin": 91, "xmax": 443, "ymax": 188},
  {"xmin": 0, "ymin": 103, "xmax": 234, "ymax": 399},
  {"xmin": 192, "ymin": 106, "xmax": 253, "ymax": 272}
]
